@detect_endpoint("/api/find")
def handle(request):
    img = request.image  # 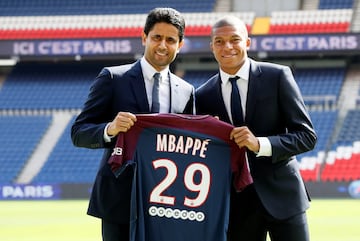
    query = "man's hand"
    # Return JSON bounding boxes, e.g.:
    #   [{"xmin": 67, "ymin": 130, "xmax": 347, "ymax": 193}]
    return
[
  {"xmin": 107, "ymin": 112, "xmax": 137, "ymax": 136},
  {"xmin": 230, "ymin": 126, "xmax": 260, "ymax": 153}
]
